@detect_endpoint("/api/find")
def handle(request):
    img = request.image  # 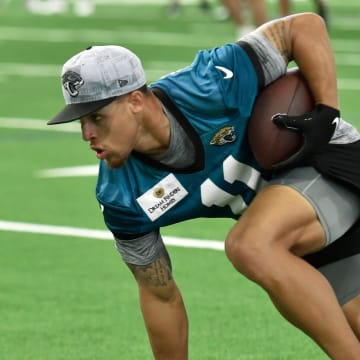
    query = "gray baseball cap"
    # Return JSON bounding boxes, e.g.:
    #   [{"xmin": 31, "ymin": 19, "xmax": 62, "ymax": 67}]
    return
[{"xmin": 48, "ymin": 45, "xmax": 146, "ymax": 125}]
